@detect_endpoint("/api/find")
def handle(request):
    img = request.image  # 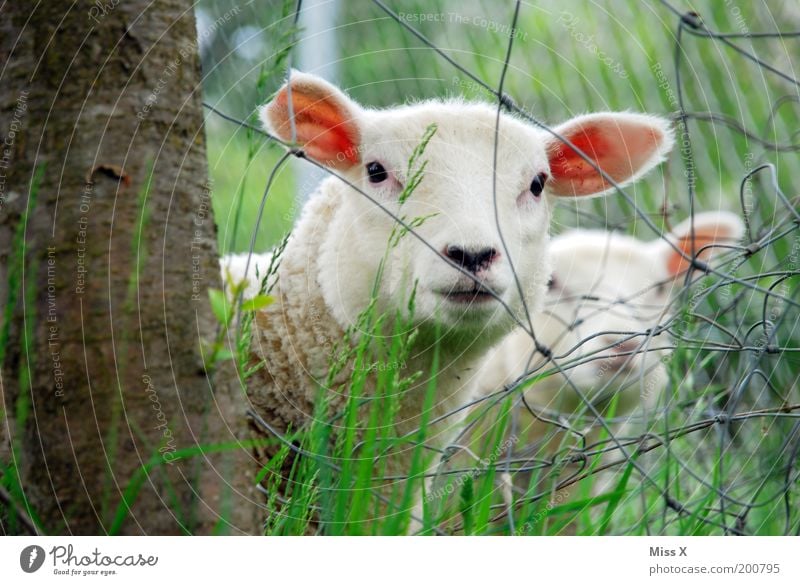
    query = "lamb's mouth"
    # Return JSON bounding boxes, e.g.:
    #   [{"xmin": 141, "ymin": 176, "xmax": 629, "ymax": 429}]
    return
[{"xmin": 437, "ymin": 287, "xmax": 498, "ymax": 304}]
